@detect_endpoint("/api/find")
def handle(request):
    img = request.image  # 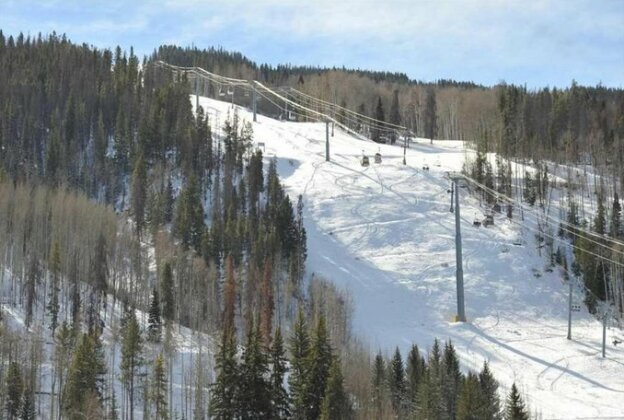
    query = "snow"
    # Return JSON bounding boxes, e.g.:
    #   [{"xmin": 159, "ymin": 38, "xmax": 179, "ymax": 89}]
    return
[{"xmin": 195, "ymin": 95, "xmax": 624, "ymax": 418}]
